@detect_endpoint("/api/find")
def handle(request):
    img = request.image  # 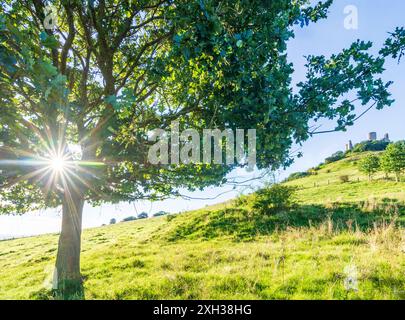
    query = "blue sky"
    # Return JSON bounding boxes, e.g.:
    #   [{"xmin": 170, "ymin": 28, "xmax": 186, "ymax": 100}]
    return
[{"xmin": 1, "ymin": 0, "xmax": 405, "ymax": 239}]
